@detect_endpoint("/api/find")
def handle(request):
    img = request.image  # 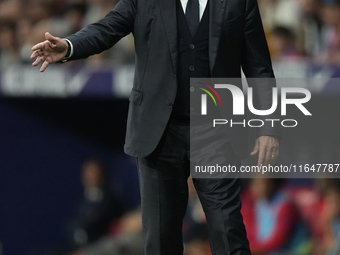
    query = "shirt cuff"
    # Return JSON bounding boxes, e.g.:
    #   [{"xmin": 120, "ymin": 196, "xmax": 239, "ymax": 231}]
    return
[{"xmin": 63, "ymin": 38, "xmax": 74, "ymax": 58}]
